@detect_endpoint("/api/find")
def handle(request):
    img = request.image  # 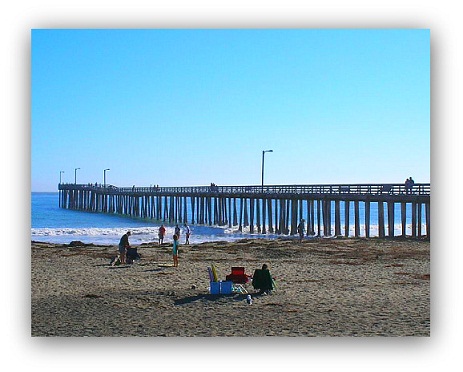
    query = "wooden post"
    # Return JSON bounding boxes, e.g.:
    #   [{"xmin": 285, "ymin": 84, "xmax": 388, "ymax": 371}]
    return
[
  {"xmin": 401, "ymin": 202, "xmax": 406, "ymax": 237},
  {"xmin": 418, "ymin": 202, "xmax": 422, "ymax": 237},
  {"xmin": 267, "ymin": 198, "xmax": 273, "ymax": 233},
  {"xmin": 387, "ymin": 201, "xmax": 395, "ymax": 237},
  {"xmin": 354, "ymin": 200, "xmax": 360, "ymax": 237},
  {"xmin": 261, "ymin": 198, "xmax": 266, "ymax": 234},
  {"xmin": 238, "ymin": 198, "xmax": 244, "ymax": 232},
  {"xmin": 228, "ymin": 197, "xmax": 232, "ymax": 228},
  {"xmin": 249, "ymin": 198, "xmax": 255, "ymax": 233},
  {"xmin": 274, "ymin": 199, "xmax": 279, "ymax": 234},
  {"xmin": 412, "ymin": 201, "xmax": 417, "ymax": 237},
  {"xmin": 335, "ymin": 200, "xmax": 341, "ymax": 236},
  {"xmin": 243, "ymin": 198, "xmax": 249, "ymax": 227},
  {"xmin": 365, "ymin": 200, "xmax": 370, "ymax": 238},
  {"xmin": 378, "ymin": 201, "xmax": 385, "ymax": 238}
]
